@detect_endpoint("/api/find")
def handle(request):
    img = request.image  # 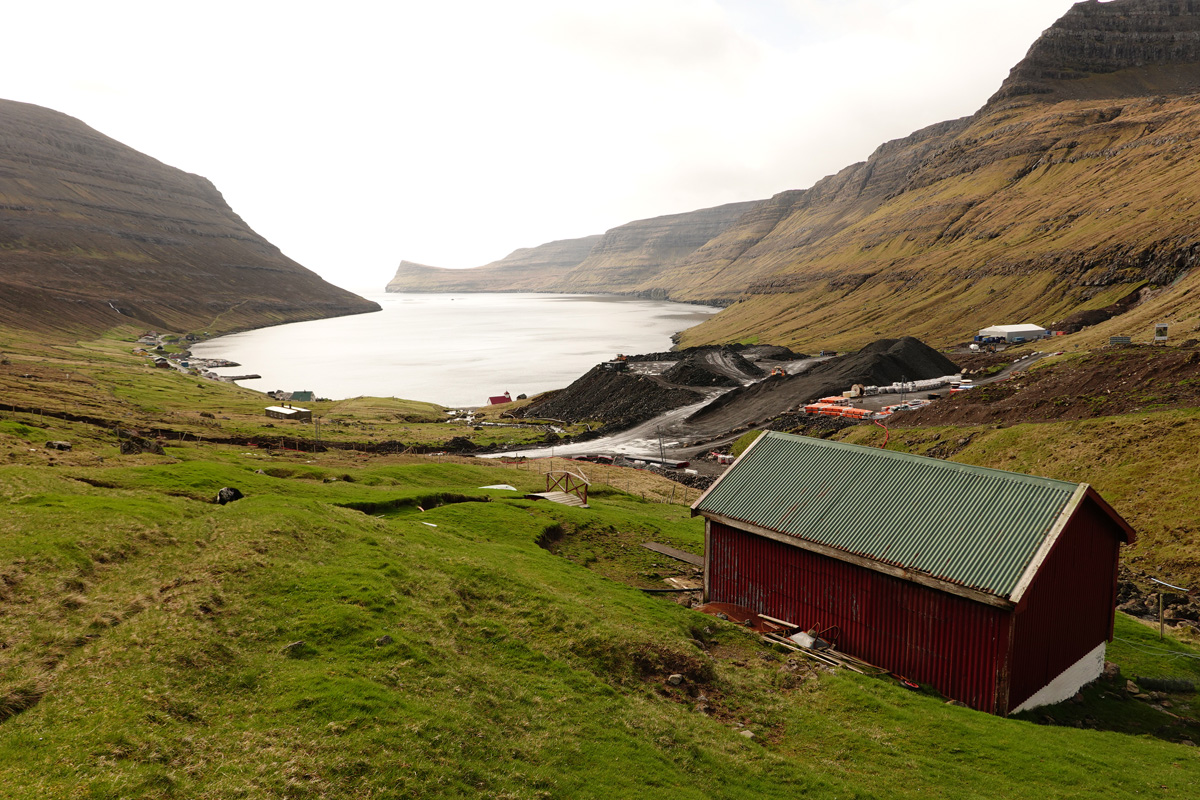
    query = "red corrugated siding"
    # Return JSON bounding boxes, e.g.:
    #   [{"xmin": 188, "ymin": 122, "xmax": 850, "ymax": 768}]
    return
[
  {"xmin": 709, "ymin": 522, "xmax": 1010, "ymax": 712},
  {"xmin": 1008, "ymin": 498, "xmax": 1122, "ymax": 709}
]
